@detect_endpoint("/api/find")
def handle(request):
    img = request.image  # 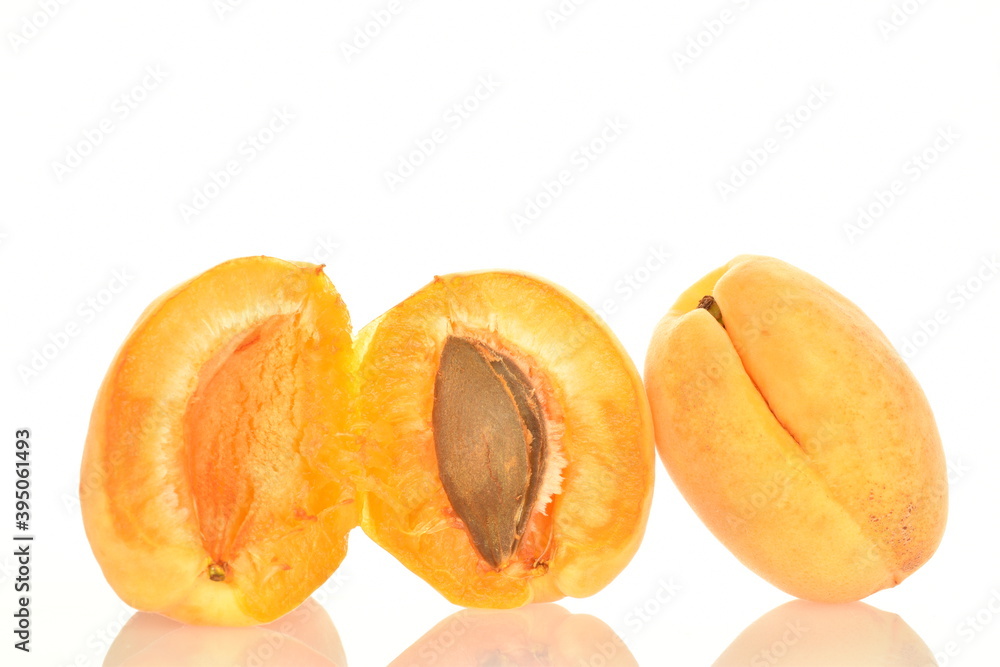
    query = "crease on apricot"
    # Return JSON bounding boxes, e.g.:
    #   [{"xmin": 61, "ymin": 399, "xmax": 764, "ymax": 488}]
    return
[{"xmin": 646, "ymin": 255, "xmax": 946, "ymax": 602}]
